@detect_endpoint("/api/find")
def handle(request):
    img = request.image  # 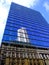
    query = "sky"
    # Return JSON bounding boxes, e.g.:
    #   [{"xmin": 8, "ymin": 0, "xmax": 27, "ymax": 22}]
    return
[{"xmin": 0, "ymin": 0, "xmax": 49, "ymax": 46}]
